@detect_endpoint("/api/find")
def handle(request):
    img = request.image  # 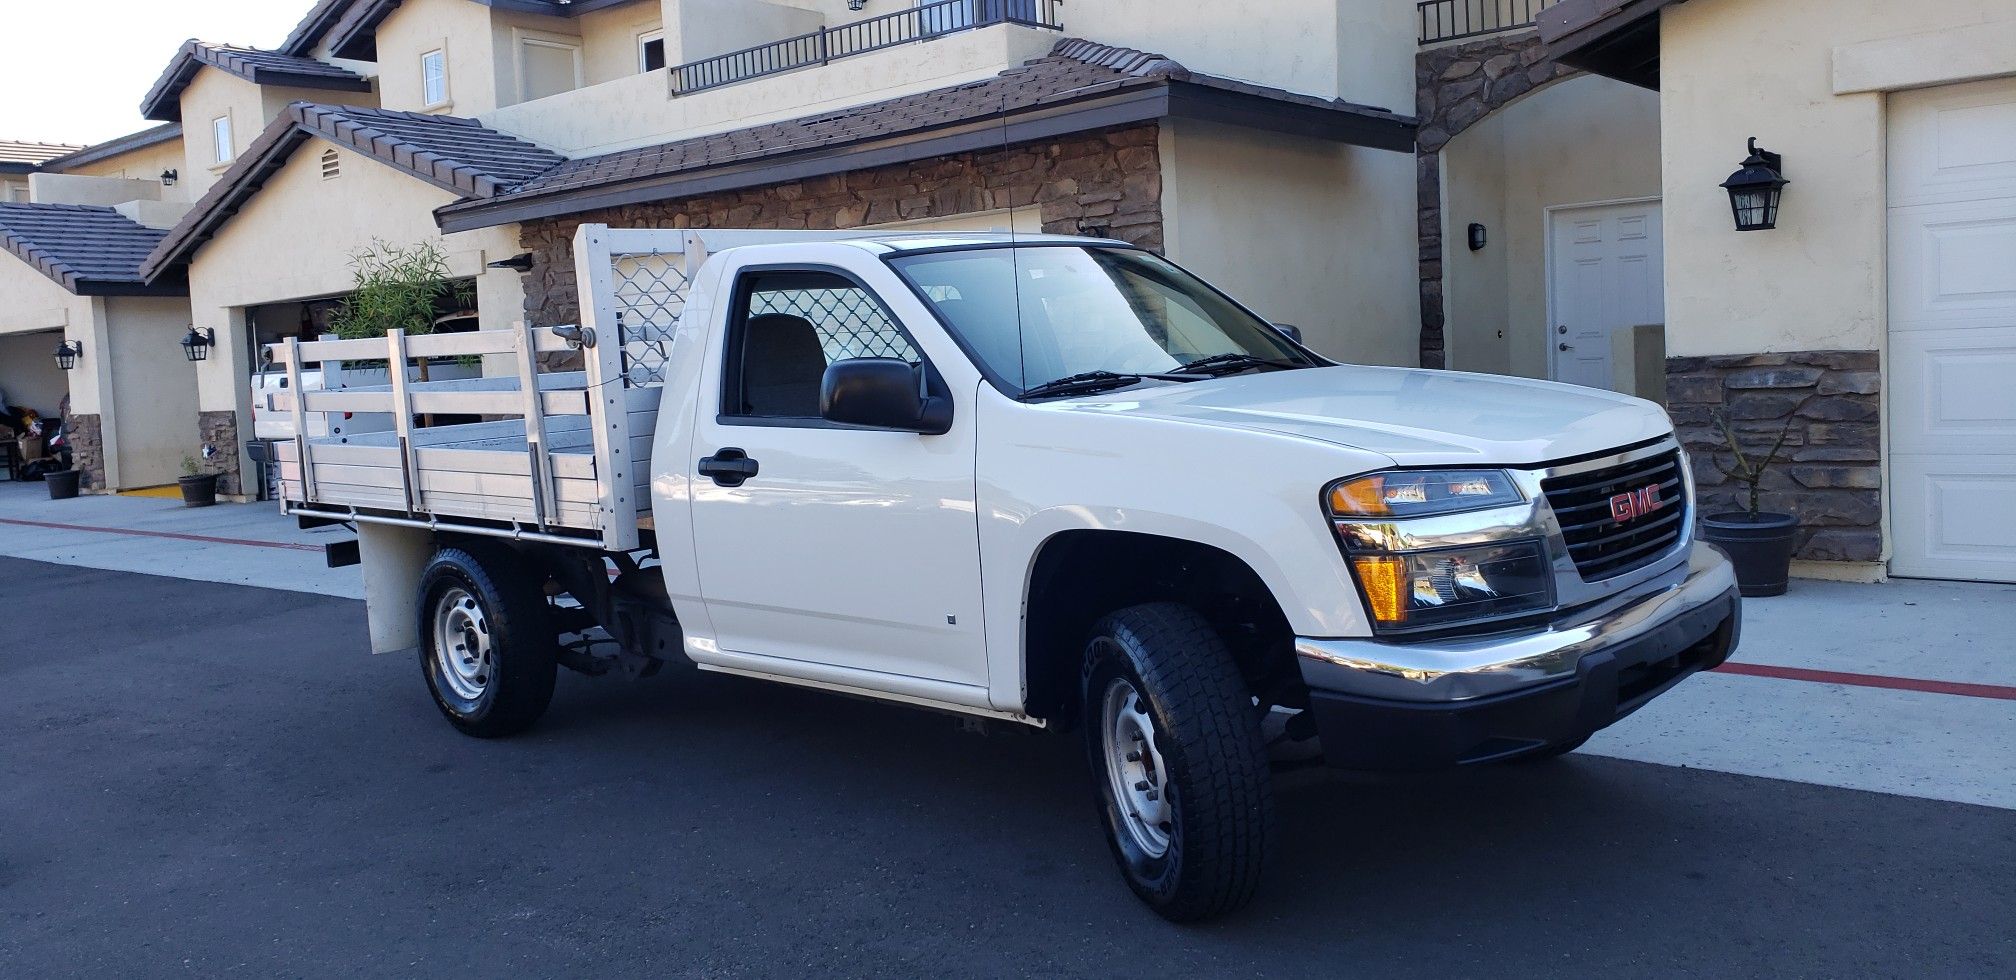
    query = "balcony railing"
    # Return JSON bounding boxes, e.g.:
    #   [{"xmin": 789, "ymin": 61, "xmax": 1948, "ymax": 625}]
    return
[
  {"xmin": 670, "ymin": 0, "xmax": 1064, "ymax": 96},
  {"xmin": 1418, "ymin": 0, "xmax": 1562, "ymax": 45}
]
